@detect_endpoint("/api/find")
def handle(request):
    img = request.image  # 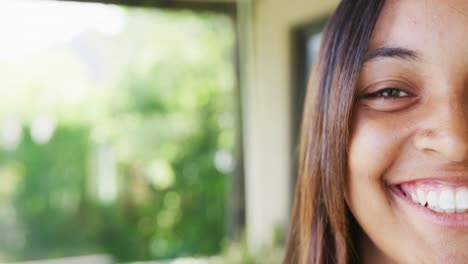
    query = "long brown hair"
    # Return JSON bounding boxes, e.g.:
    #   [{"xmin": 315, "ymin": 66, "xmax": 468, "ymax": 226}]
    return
[{"xmin": 284, "ymin": 1, "xmax": 385, "ymax": 263}]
